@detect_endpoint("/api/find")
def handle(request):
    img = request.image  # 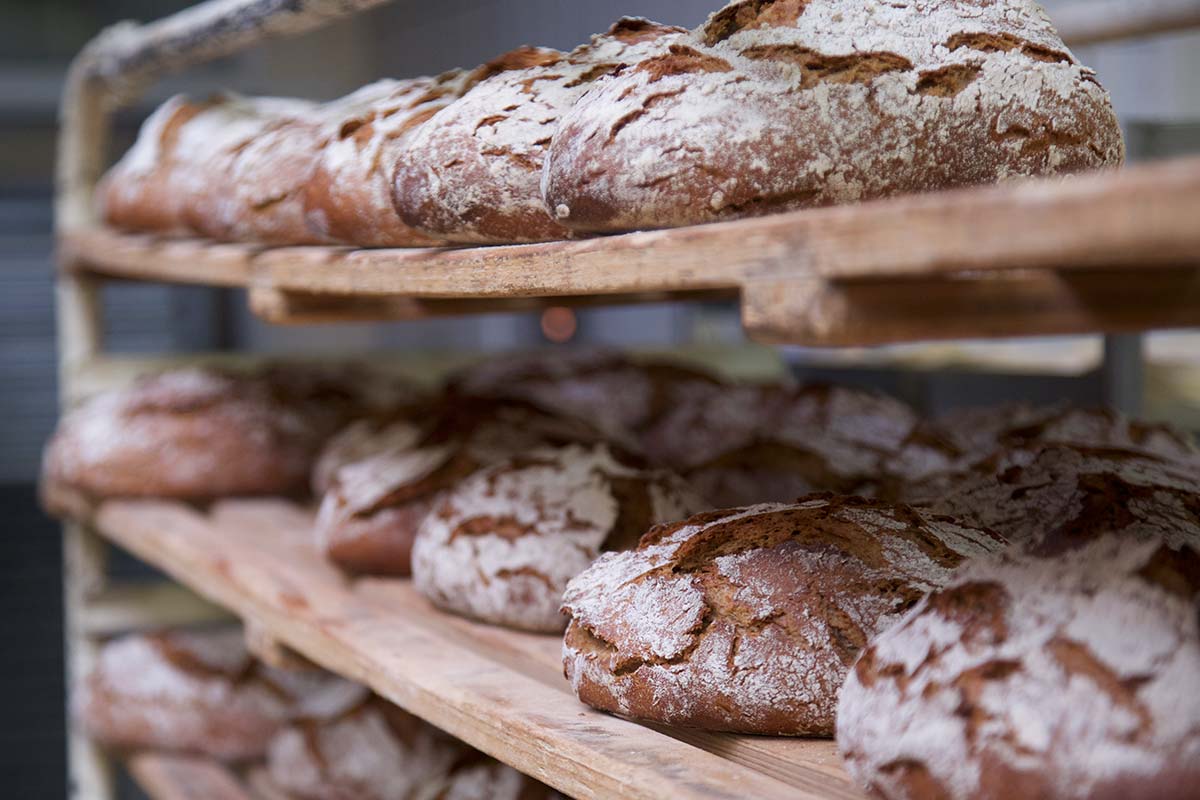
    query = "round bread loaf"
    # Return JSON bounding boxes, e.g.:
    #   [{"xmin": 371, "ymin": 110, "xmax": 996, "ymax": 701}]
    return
[
  {"xmin": 561, "ymin": 496, "xmax": 1005, "ymax": 734},
  {"xmin": 393, "ymin": 20, "xmax": 686, "ymax": 243},
  {"xmin": 412, "ymin": 442, "xmax": 707, "ymax": 632},
  {"xmin": 429, "ymin": 757, "xmax": 565, "ymax": 800},
  {"xmin": 42, "ymin": 368, "xmax": 318, "ymax": 507},
  {"xmin": 640, "ymin": 383, "xmax": 917, "ymax": 506},
  {"xmin": 837, "ymin": 535, "xmax": 1200, "ymax": 800},
  {"xmin": 79, "ymin": 627, "xmax": 352, "ymax": 761},
  {"xmin": 447, "ymin": 349, "xmax": 723, "ymax": 439},
  {"xmin": 314, "ymin": 397, "xmax": 621, "ymax": 575},
  {"xmin": 888, "ymin": 404, "xmax": 1199, "ymax": 504},
  {"xmin": 302, "ymin": 73, "xmax": 468, "ymax": 246},
  {"xmin": 267, "ymin": 695, "xmax": 462, "ymax": 800},
  {"xmin": 542, "ymin": 0, "xmax": 1123, "ymax": 234},
  {"xmin": 930, "ymin": 442, "xmax": 1200, "ymax": 553}
]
